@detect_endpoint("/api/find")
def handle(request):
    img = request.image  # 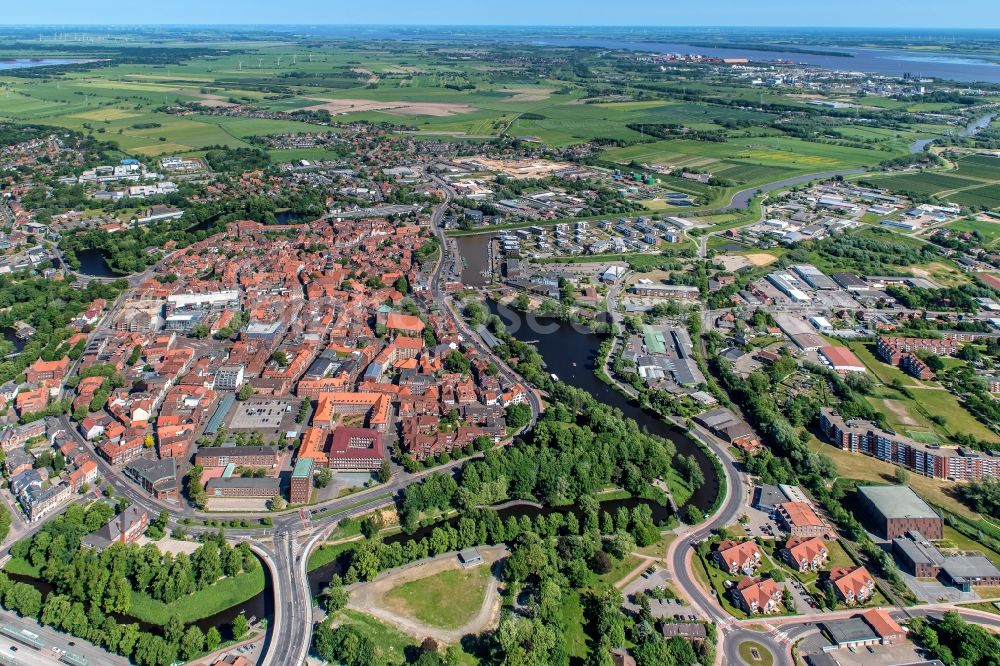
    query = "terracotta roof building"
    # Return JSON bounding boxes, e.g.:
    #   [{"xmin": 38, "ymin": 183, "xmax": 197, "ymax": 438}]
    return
[
  {"xmin": 829, "ymin": 566, "xmax": 875, "ymax": 606},
  {"xmin": 775, "ymin": 501, "xmax": 830, "ymax": 538},
  {"xmin": 386, "ymin": 312, "xmax": 425, "ymax": 336},
  {"xmin": 714, "ymin": 539, "xmax": 764, "ymax": 576},
  {"xmin": 734, "ymin": 577, "xmax": 782, "ymax": 615},
  {"xmin": 781, "ymin": 536, "xmax": 829, "ymax": 572}
]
